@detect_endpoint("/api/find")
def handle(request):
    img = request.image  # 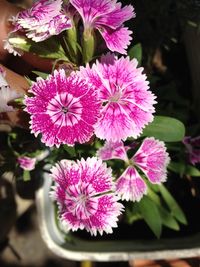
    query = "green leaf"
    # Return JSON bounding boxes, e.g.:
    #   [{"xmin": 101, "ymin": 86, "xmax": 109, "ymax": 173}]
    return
[
  {"xmin": 147, "ymin": 187, "xmax": 180, "ymax": 231},
  {"xmin": 23, "ymin": 170, "xmax": 31, "ymax": 181},
  {"xmin": 9, "ymin": 36, "xmax": 68, "ymax": 60},
  {"xmin": 125, "ymin": 204, "xmax": 143, "ymax": 224},
  {"xmin": 159, "ymin": 185, "xmax": 187, "ymax": 225},
  {"xmin": 158, "ymin": 205, "xmax": 180, "ymax": 231},
  {"xmin": 142, "ymin": 116, "xmax": 185, "ymax": 142},
  {"xmin": 128, "ymin": 43, "xmax": 142, "ymax": 65},
  {"xmin": 32, "ymin": 71, "xmax": 49, "ymax": 79},
  {"xmin": 168, "ymin": 162, "xmax": 200, "ymax": 177},
  {"xmin": 137, "ymin": 196, "xmax": 162, "ymax": 238},
  {"xmin": 63, "ymin": 145, "xmax": 76, "ymax": 157}
]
